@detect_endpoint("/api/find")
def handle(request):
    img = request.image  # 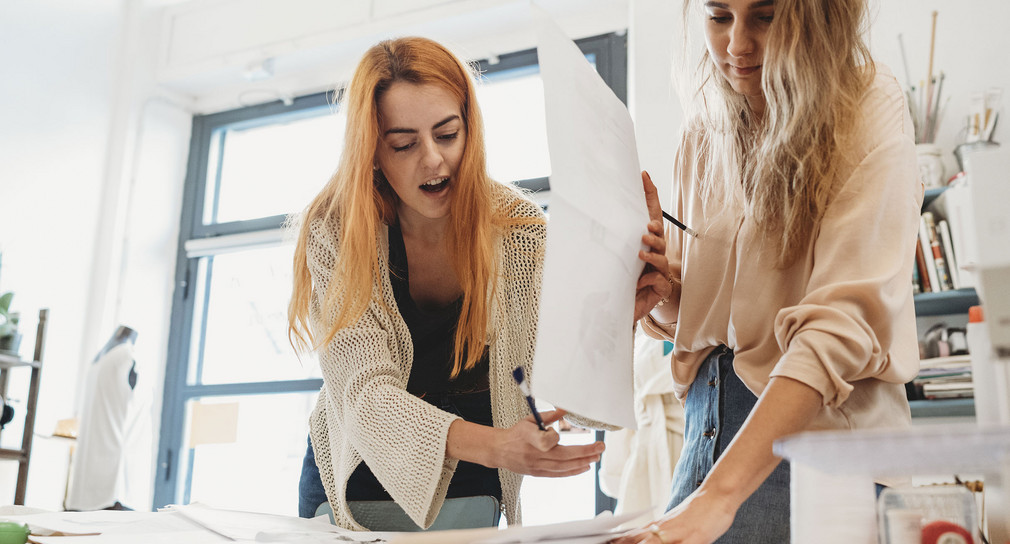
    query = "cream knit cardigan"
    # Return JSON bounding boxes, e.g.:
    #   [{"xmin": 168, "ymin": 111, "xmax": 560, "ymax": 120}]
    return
[{"xmin": 306, "ymin": 183, "xmax": 544, "ymax": 530}]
